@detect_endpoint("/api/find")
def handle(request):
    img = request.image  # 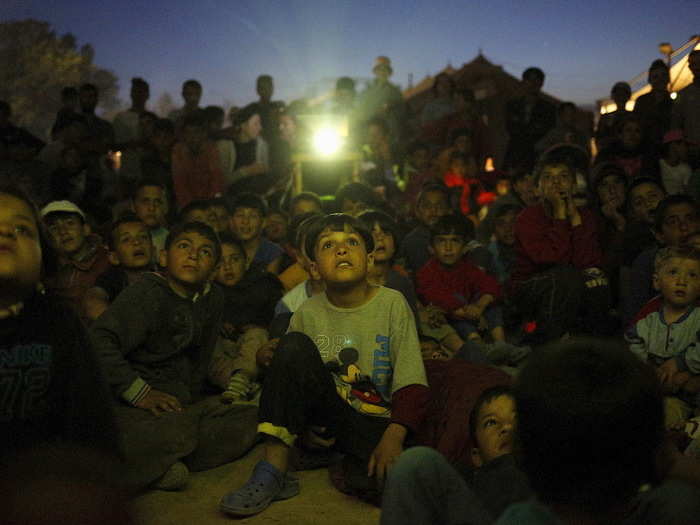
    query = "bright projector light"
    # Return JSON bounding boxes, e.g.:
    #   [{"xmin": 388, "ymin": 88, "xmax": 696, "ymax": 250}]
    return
[{"xmin": 312, "ymin": 127, "xmax": 342, "ymax": 156}]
